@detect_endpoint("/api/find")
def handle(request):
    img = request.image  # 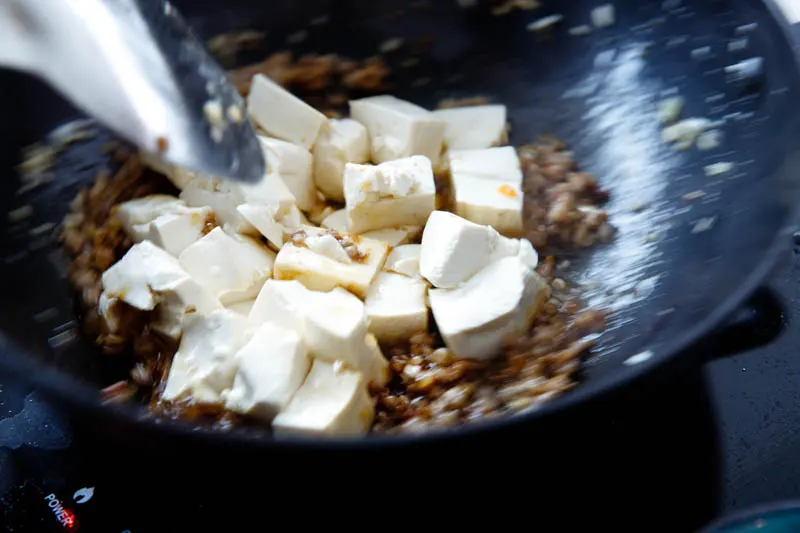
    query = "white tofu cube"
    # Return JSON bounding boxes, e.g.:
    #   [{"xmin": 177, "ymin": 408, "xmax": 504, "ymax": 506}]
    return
[
  {"xmin": 237, "ymin": 203, "xmax": 288, "ymax": 249},
  {"xmin": 225, "ymin": 322, "xmax": 311, "ymax": 422},
  {"xmin": 429, "ymin": 256, "xmax": 549, "ymax": 360},
  {"xmin": 384, "ymin": 244, "xmax": 421, "ymax": 277},
  {"xmin": 591, "ymin": 4, "xmax": 616, "ymax": 28},
  {"xmin": 181, "ymin": 185, "xmax": 256, "ymax": 235},
  {"xmin": 313, "ymin": 119, "xmax": 370, "ymax": 202},
  {"xmin": 361, "ymin": 226, "xmax": 421, "ymax": 248},
  {"xmin": 226, "ymin": 299, "xmax": 255, "ymax": 316},
  {"xmin": 98, "ymin": 292, "xmax": 122, "ymax": 333},
  {"xmin": 249, "ymin": 280, "xmax": 390, "ymax": 386},
  {"xmin": 179, "ymin": 227, "xmax": 276, "ymax": 305},
  {"xmin": 419, "ymin": 211, "xmax": 536, "ymax": 288},
  {"xmin": 277, "ymin": 204, "xmax": 309, "ymax": 230},
  {"xmin": 273, "ymin": 232, "xmax": 388, "ymax": 299},
  {"xmin": 350, "ymin": 95, "xmax": 445, "ymax": 164},
  {"xmin": 142, "ymin": 207, "xmax": 213, "ymax": 256},
  {"xmin": 419, "ymin": 211, "xmax": 496, "ymax": 289},
  {"xmin": 150, "ymin": 275, "xmax": 224, "ymax": 341},
  {"xmin": 302, "ymin": 287, "xmax": 370, "ymax": 367},
  {"xmin": 162, "ymin": 309, "xmax": 252, "ymax": 404},
  {"xmin": 452, "ymin": 174, "xmax": 524, "ymax": 237},
  {"xmin": 365, "ymin": 272, "xmax": 429, "ymax": 344},
  {"xmin": 432, "ymin": 105, "xmax": 508, "ymax": 151},
  {"xmin": 272, "ymin": 360, "xmax": 374, "ymax": 437},
  {"xmin": 344, "ymin": 156, "xmax": 436, "ymax": 233},
  {"xmin": 115, "ymin": 195, "xmax": 188, "ymax": 237},
  {"xmin": 259, "ymin": 137, "xmax": 317, "ymax": 211},
  {"xmin": 102, "ymin": 241, "xmax": 191, "ymax": 310},
  {"xmin": 448, "ymin": 146, "xmax": 523, "ymax": 183},
  {"xmin": 247, "ymin": 74, "xmax": 327, "ymax": 150},
  {"xmin": 321, "ymin": 209, "xmax": 349, "ymax": 233}
]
